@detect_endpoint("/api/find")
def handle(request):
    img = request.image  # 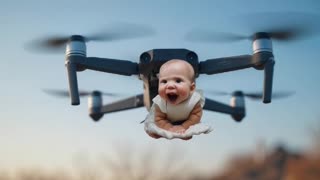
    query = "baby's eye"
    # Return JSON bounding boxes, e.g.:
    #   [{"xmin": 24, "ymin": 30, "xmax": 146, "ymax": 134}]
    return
[
  {"xmin": 161, "ymin": 80, "xmax": 167, "ymax": 84},
  {"xmin": 176, "ymin": 79, "xmax": 182, "ymax": 83}
]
